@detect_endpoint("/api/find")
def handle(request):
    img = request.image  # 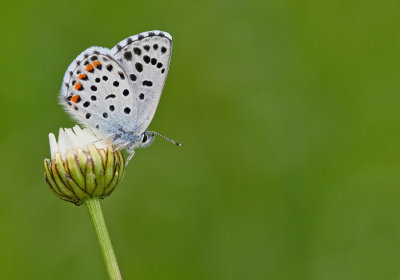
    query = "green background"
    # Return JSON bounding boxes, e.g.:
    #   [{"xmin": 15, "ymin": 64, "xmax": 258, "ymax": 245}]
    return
[{"xmin": 1, "ymin": 0, "xmax": 400, "ymax": 279}]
